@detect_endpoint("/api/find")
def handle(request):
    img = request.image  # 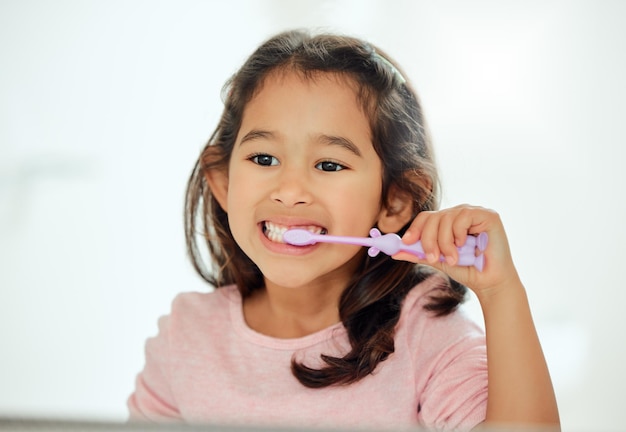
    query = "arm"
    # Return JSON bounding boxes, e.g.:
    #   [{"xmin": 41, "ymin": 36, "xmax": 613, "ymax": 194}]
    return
[
  {"xmin": 477, "ymin": 274, "xmax": 559, "ymax": 426},
  {"xmin": 127, "ymin": 315, "xmax": 183, "ymax": 423},
  {"xmin": 395, "ymin": 205, "xmax": 560, "ymax": 429}
]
